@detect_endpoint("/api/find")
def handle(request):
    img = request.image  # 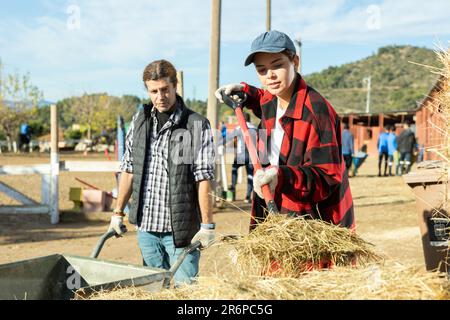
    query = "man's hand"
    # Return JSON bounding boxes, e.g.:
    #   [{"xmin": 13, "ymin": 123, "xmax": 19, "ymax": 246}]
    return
[
  {"xmin": 109, "ymin": 215, "xmax": 128, "ymax": 237},
  {"xmin": 215, "ymin": 83, "xmax": 244, "ymax": 103},
  {"xmin": 191, "ymin": 226, "xmax": 215, "ymax": 248},
  {"xmin": 253, "ymin": 166, "xmax": 279, "ymax": 199}
]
